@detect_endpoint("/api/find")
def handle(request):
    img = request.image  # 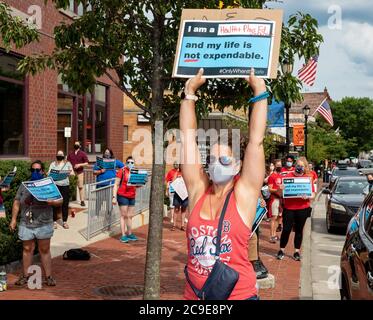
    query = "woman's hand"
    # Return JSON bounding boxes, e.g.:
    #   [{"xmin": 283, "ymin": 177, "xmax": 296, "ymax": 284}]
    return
[
  {"xmin": 112, "ymin": 197, "xmax": 117, "ymax": 205},
  {"xmin": 245, "ymin": 68, "xmax": 266, "ymax": 95},
  {"xmin": 301, "ymin": 195, "xmax": 309, "ymax": 200},
  {"xmin": 9, "ymin": 219, "xmax": 17, "ymax": 232},
  {"xmin": 260, "ymin": 199, "xmax": 266, "ymax": 208},
  {"xmin": 184, "ymin": 68, "xmax": 206, "ymax": 95}
]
